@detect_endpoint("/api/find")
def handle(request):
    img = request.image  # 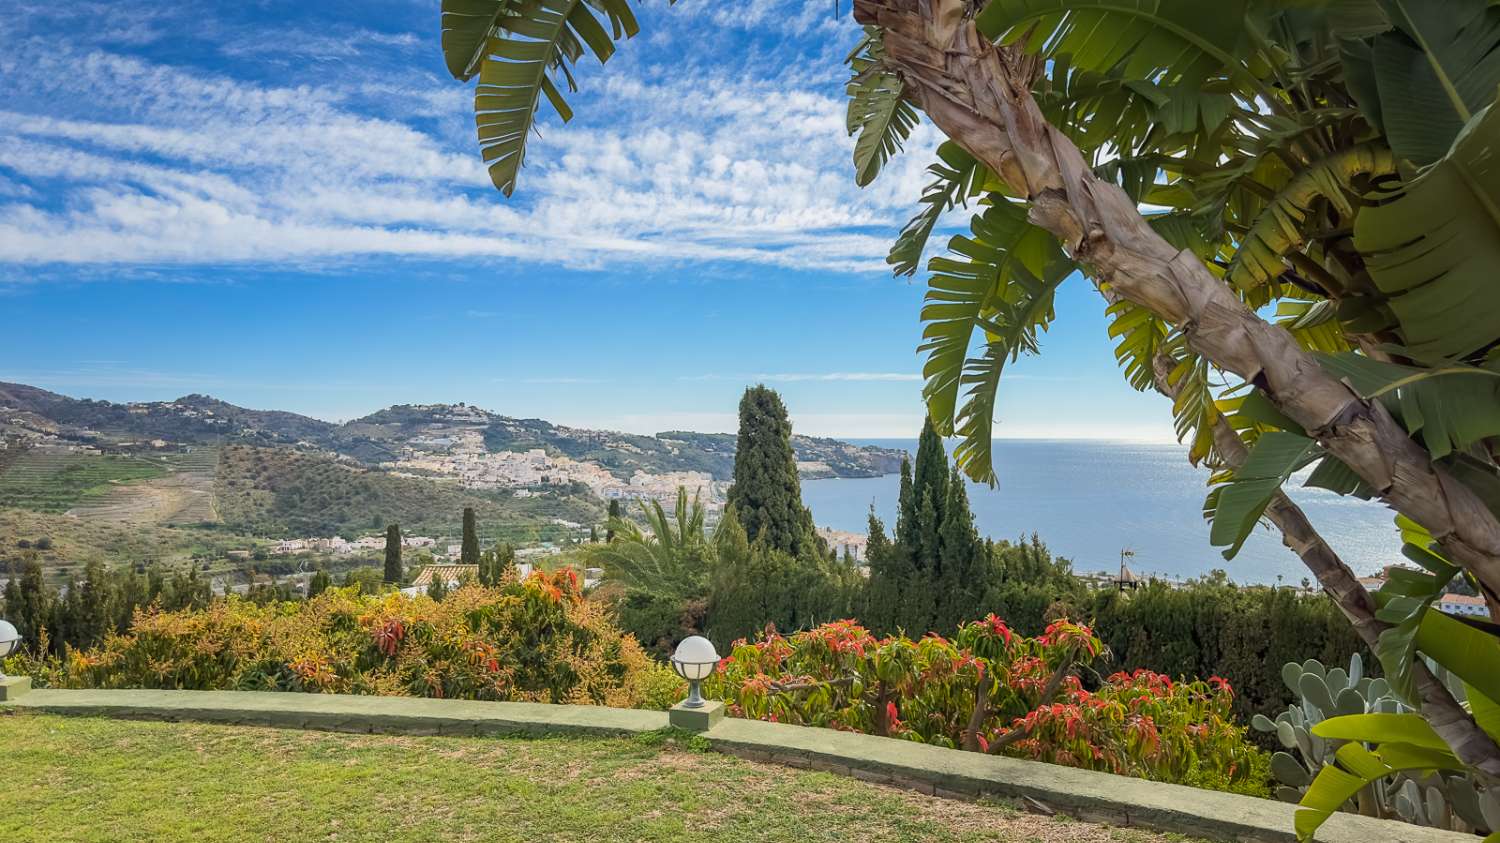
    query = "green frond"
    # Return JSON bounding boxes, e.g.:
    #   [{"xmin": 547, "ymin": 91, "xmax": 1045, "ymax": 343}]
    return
[
  {"xmin": 847, "ymin": 29, "xmax": 919, "ymax": 187},
  {"xmin": 919, "ymin": 201, "xmax": 1075, "ymax": 484},
  {"xmin": 584, "ymin": 487, "xmax": 708, "ymax": 593},
  {"xmin": 888, "ymin": 142, "xmax": 989, "ymax": 276},
  {"xmin": 1206, "ymin": 431, "xmax": 1323, "ymax": 559},
  {"xmin": 1275, "ymin": 299, "xmax": 1351, "ymax": 354},
  {"xmin": 976, "ymin": 0, "xmax": 1253, "ymax": 87},
  {"xmin": 459, "ymin": 0, "xmax": 640, "ymax": 196},
  {"xmin": 1105, "ymin": 298, "xmax": 1169, "ymax": 392},
  {"xmin": 1228, "ymin": 144, "xmax": 1395, "ymax": 291},
  {"xmin": 441, "ymin": 0, "xmax": 521, "ymax": 81},
  {"xmin": 1354, "ymin": 100, "xmax": 1500, "ymax": 360},
  {"xmin": 1369, "ymin": 0, "xmax": 1500, "ymax": 166}
]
